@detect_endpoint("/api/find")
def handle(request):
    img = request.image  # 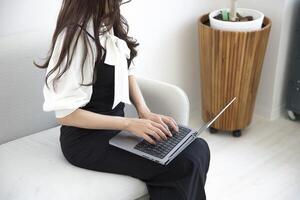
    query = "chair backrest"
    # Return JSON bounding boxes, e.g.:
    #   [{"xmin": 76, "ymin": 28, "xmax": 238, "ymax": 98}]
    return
[
  {"xmin": 133, "ymin": 76, "xmax": 190, "ymax": 125},
  {"xmin": 0, "ymin": 33, "xmax": 190, "ymax": 145}
]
